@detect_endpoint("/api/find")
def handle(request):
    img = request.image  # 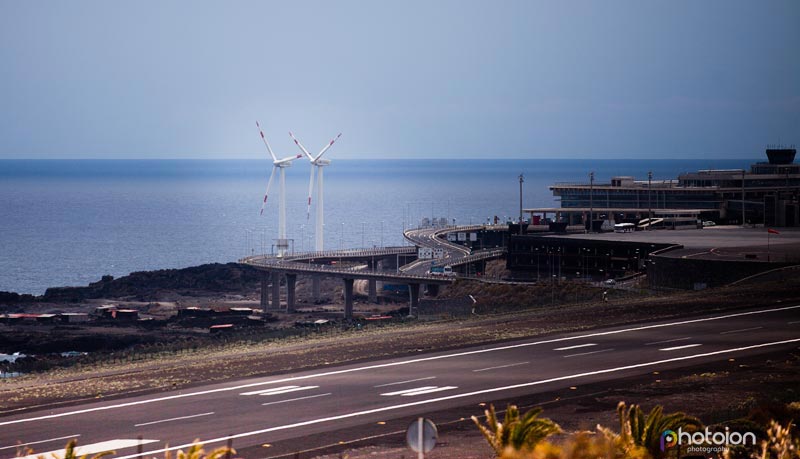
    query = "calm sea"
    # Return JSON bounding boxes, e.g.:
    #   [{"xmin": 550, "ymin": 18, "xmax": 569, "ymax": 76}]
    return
[{"xmin": 0, "ymin": 158, "xmax": 754, "ymax": 294}]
